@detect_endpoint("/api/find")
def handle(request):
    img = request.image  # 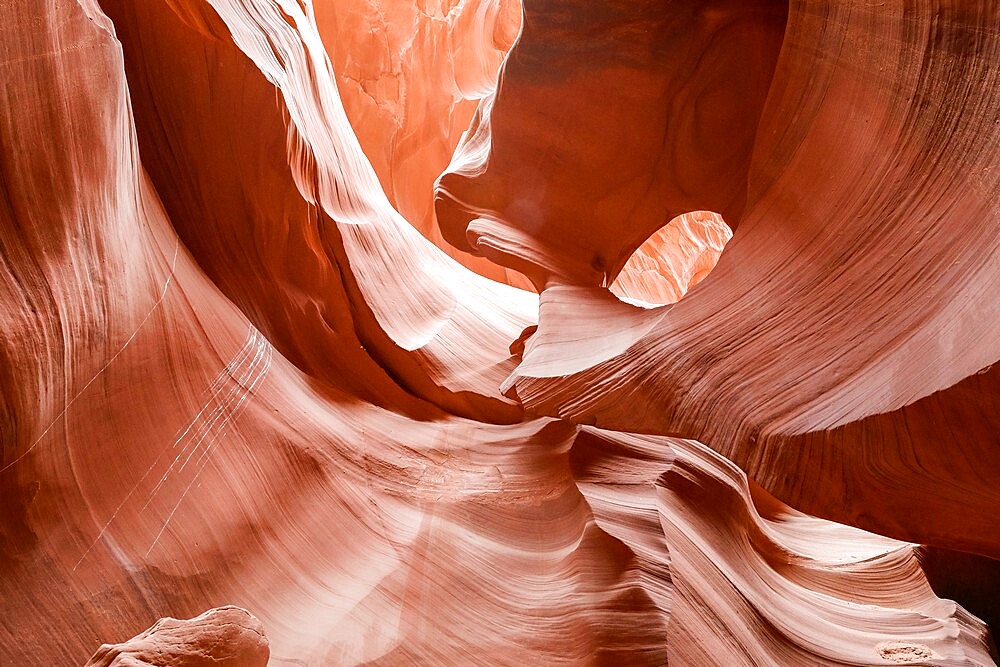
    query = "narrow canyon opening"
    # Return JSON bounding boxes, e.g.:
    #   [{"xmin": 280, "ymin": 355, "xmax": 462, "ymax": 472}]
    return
[{"xmin": 610, "ymin": 211, "xmax": 732, "ymax": 306}]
